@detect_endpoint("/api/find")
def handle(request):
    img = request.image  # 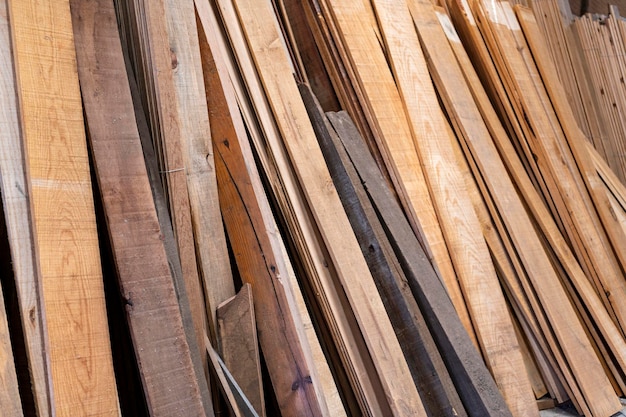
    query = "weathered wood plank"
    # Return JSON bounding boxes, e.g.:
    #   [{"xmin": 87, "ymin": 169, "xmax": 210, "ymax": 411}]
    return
[
  {"xmin": 70, "ymin": 1, "xmax": 209, "ymax": 415},
  {"xmin": 0, "ymin": 0, "xmax": 52, "ymax": 414},
  {"xmin": 232, "ymin": 0, "xmax": 426, "ymax": 414},
  {"xmin": 162, "ymin": 0, "xmax": 234, "ymax": 343},
  {"xmin": 217, "ymin": 285, "xmax": 264, "ymax": 417},
  {"xmin": 328, "ymin": 111, "xmax": 512, "ymax": 417},
  {"xmin": 8, "ymin": 0, "xmax": 121, "ymax": 414}
]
